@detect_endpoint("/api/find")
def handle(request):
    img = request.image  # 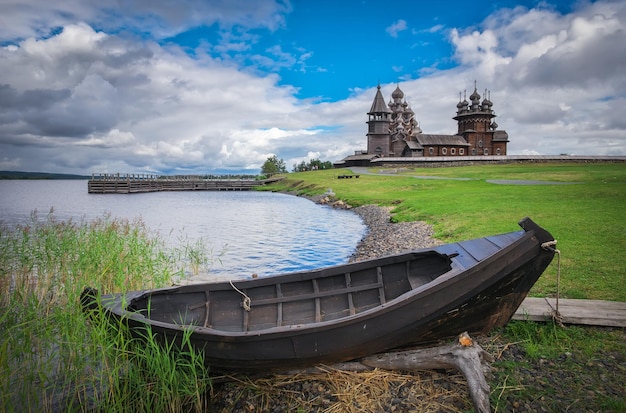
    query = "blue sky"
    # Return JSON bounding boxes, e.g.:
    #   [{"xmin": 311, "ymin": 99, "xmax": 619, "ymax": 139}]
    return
[
  {"xmin": 164, "ymin": 0, "xmax": 577, "ymax": 101},
  {"xmin": 0, "ymin": 0, "xmax": 625, "ymax": 174}
]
